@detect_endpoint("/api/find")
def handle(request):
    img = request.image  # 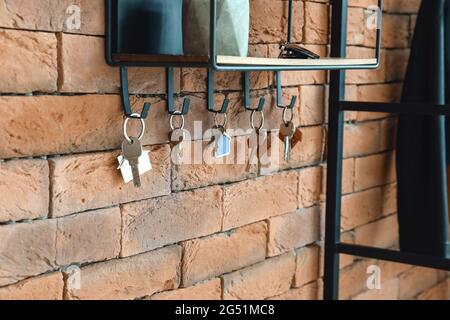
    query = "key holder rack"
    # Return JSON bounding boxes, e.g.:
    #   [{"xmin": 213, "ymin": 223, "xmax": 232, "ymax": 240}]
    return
[{"xmin": 107, "ymin": 1, "xmax": 450, "ymax": 302}]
